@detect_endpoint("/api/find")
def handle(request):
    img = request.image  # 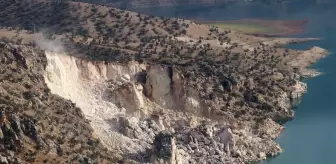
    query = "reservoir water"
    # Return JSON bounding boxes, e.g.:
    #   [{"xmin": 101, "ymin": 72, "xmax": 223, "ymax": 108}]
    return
[{"xmin": 130, "ymin": 1, "xmax": 336, "ymax": 163}]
